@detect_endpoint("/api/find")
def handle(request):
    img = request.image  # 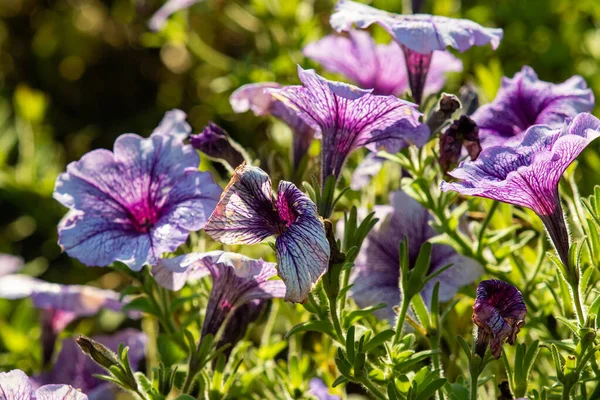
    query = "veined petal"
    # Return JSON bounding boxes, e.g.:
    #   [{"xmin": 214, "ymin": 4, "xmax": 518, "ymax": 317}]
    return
[
  {"xmin": 0, "ymin": 369, "xmax": 35, "ymax": 399},
  {"xmin": 275, "ymin": 181, "xmax": 329, "ymax": 303},
  {"xmin": 472, "ymin": 66, "xmax": 595, "ymax": 148},
  {"xmin": 204, "ymin": 164, "xmax": 281, "ymax": 244},
  {"xmin": 36, "ymin": 385, "xmax": 88, "ymax": 400},
  {"xmin": 330, "ymin": 0, "xmax": 503, "ymax": 54},
  {"xmin": 150, "ymin": 108, "xmax": 191, "ymax": 141},
  {"xmin": 153, "ymin": 251, "xmax": 215, "ymax": 291}
]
